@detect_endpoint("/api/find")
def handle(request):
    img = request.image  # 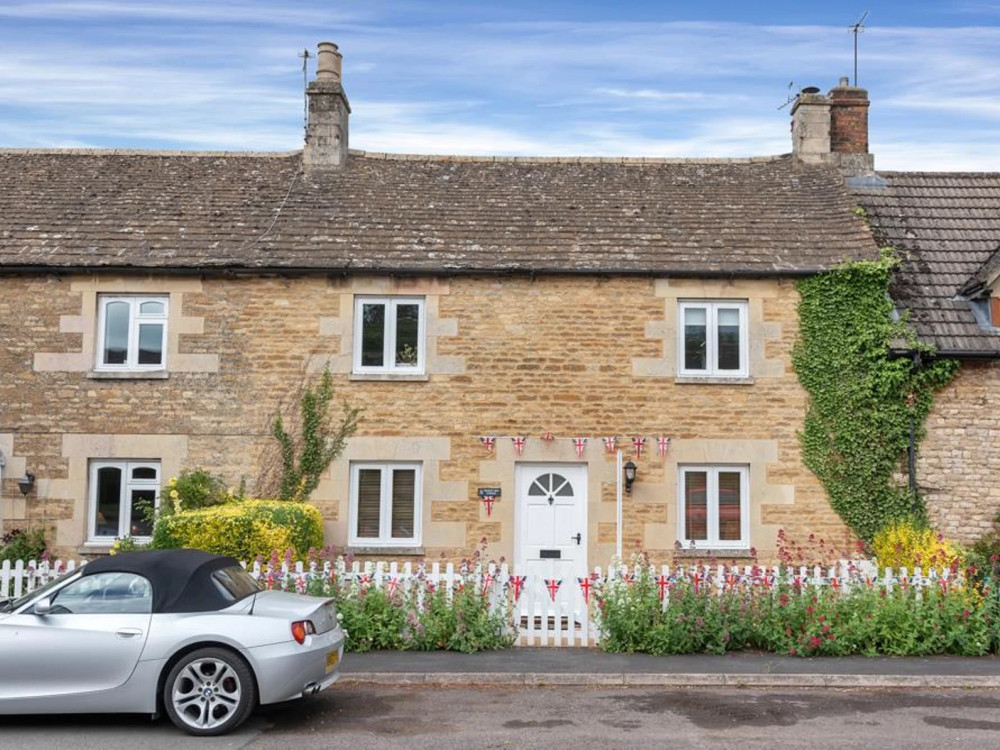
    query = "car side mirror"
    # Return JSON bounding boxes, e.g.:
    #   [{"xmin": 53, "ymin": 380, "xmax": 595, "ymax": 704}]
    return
[{"xmin": 33, "ymin": 597, "xmax": 52, "ymax": 615}]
